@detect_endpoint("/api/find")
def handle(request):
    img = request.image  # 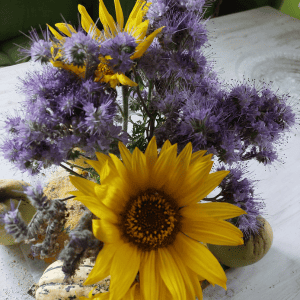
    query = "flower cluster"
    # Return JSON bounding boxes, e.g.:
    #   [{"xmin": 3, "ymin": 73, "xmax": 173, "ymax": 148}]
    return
[{"xmin": 0, "ymin": 64, "xmax": 128, "ymax": 175}]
